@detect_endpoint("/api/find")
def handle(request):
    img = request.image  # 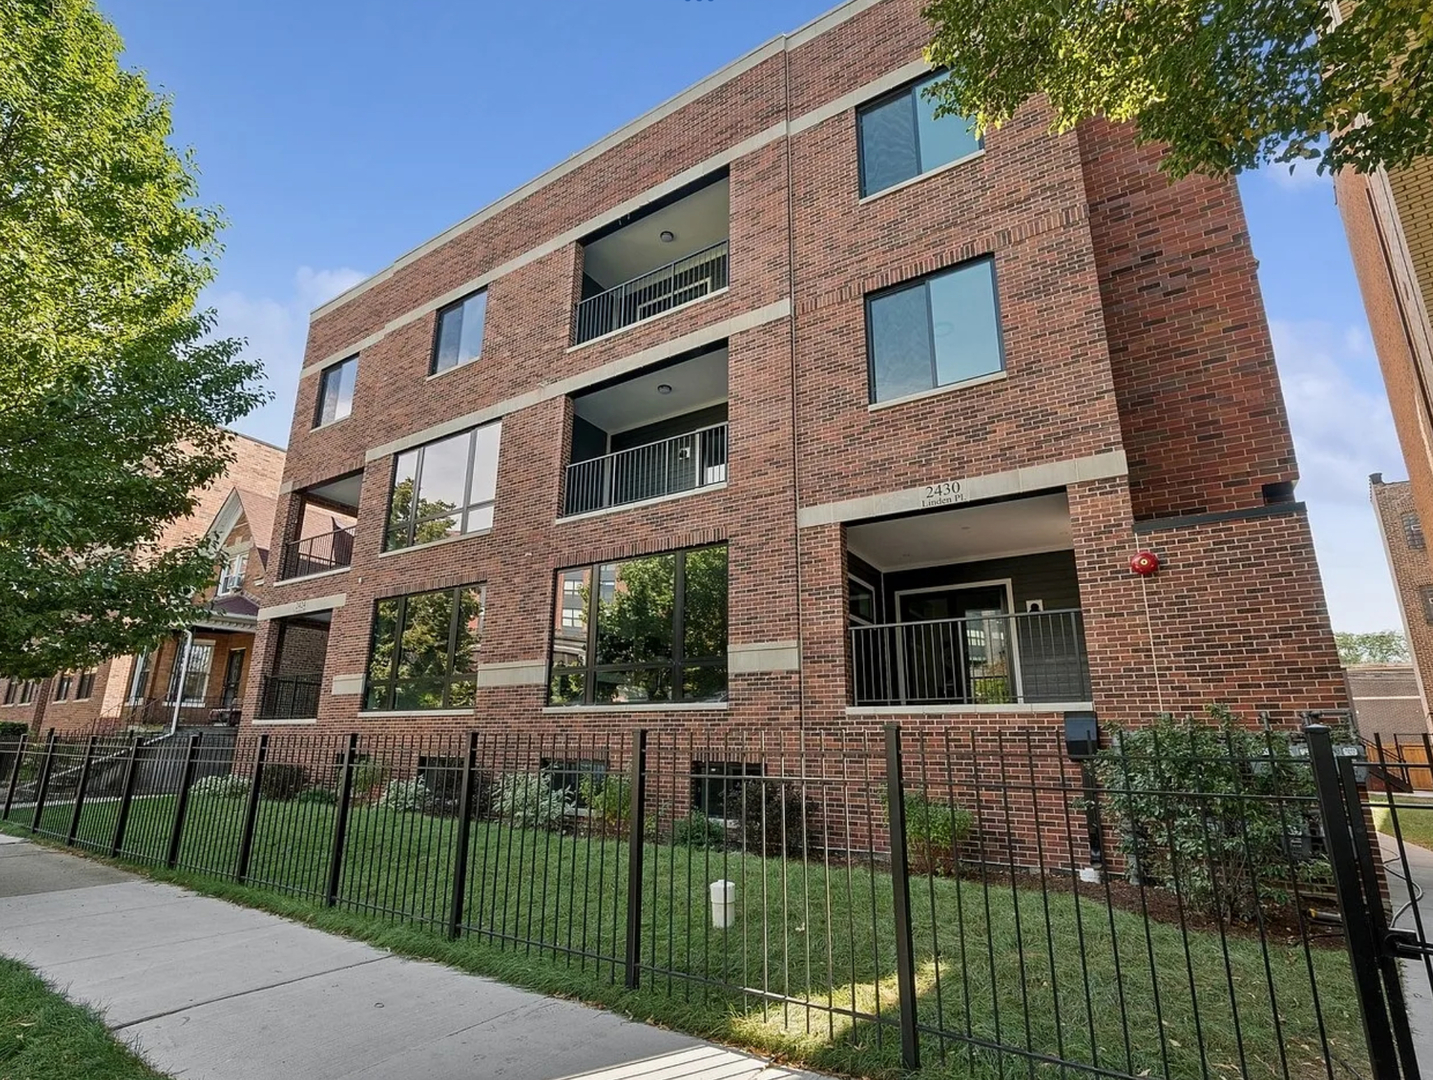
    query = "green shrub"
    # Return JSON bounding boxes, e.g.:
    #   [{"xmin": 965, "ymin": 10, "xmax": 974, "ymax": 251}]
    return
[
  {"xmin": 737, "ymin": 780, "xmax": 818, "ymax": 858},
  {"xmin": 259, "ymin": 763, "xmax": 307, "ymax": 801},
  {"xmin": 578, "ymin": 774, "xmax": 630, "ymax": 833},
  {"xmin": 189, "ymin": 774, "xmax": 251, "ymax": 800},
  {"xmin": 377, "ymin": 778, "xmax": 431, "ymax": 814},
  {"xmin": 901, "ymin": 792, "xmax": 975, "ymax": 876},
  {"xmin": 672, "ymin": 812, "xmax": 727, "ymax": 849},
  {"xmin": 495, "ymin": 772, "xmax": 570, "ymax": 829},
  {"xmin": 351, "ymin": 762, "xmax": 389, "ymax": 799},
  {"xmin": 295, "ymin": 786, "xmax": 337, "ymax": 805},
  {"xmin": 1093, "ymin": 706, "xmax": 1323, "ymax": 922},
  {"xmin": 0, "ymin": 722, "xmax": 28, "ymax": 741}
]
